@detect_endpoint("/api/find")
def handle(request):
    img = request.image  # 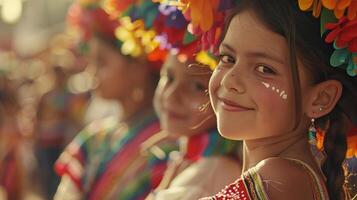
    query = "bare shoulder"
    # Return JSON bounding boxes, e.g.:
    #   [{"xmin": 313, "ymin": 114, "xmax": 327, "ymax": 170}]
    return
[{"xmin": 253, "ymin": 157, "xmax": 315, "ymax": 200}]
